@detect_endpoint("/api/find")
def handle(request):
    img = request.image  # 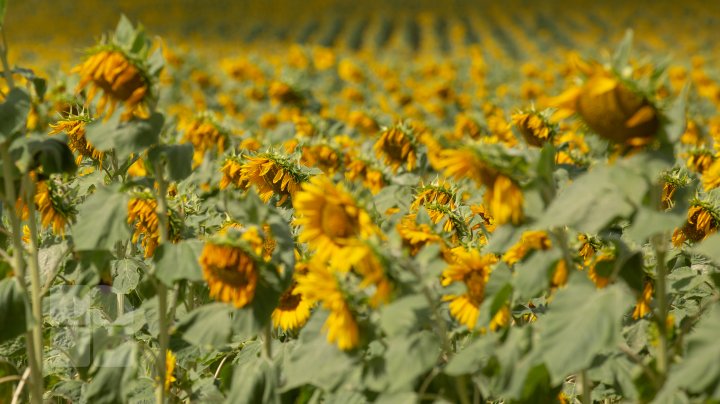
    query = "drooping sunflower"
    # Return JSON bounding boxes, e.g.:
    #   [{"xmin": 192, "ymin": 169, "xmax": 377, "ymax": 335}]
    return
[
  {"xmin": 73, "ymin": 49, "xmax": 150, "ymax": 118},
  {"xmin": 702, "ymin": 159, "xmax": 720, "ymax": 191},
  {"xmin": 684, "ymin": 149, "xmax": 714, "ymax": 173},
  {"xmin": 486, "ymin": 174, "xmax": 524, "ymax": 225},
  {"xmin": 345, "ymin": 157, "xmax": 386, "ymax": 195},
  {"xmin": 373, "ymin": 123, "xmax": 418, "ymax": 172},
  {"xmin": 502, "ymin": 230, "xmax": 552, "ymax": 265},
  {"xmin": 397, "ymin": 214, "xmax": 445, "ymax": 256},
  {"xmin": 410, "ymin": 180, "xmax": 457, "ymax": 211},
  {"xmin": 293, "ymin": 176, "xmax": 380, "ymax": 263},
  {"xmin": 219, "ymin": 156, "xmax": 246, "ymax": 190},
  {"xmin": 552, "ymin": 68, "xmax": 659, "ymax": 143},
  {"xmin": 672, "ymin": 203, "xmax": 719, "ymax": 246},
  {"xmin": 512, "ymin": 110, "xmax": 555, "ymax": 146},
  {"xmin": 441, "ymin": 248, "xmax": 499, "ymax": 330},
  {"xmin": 587, "ymin": 253, "xmax": 613, "ymax": 289},
  {"xmin": 295, "ymin": 259, "xmax": 360, "ymax": 350},
  {"xmin": 200, "ymin": 226, "xmax": 265, "ymax": 308},
  {"xmin": 49, "ymin": 114, "xmax": 103, "ymax": 164},
  {"xmin": 127, "ymin": 196, "xmax": 162, "ymax": 257},
  {"xmin": 164, "ymin": 350, "xmax": 177, "ymax": 391},
  {"xmin": 341, "ymin": 243, "xmax": 393, "ymax": 307},
  {"xmin": 632, "ymin": 281, "xmax": 653, "ymax": 320},
  {"xmin": 301, "ymin": 143, "xmax": 342, "ymax": 175},
  {"xmin": 180, "ymin": 115, "xmax": 230, "ymax": 167},
  {"xmin": 240, "ymin": 153, "xmax": 309, "ymax": 206},
  {"xmin": 35, "ymin": 180, "xmax": 76, "ymax": 236}
]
